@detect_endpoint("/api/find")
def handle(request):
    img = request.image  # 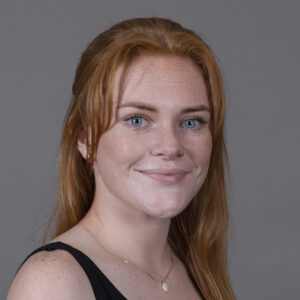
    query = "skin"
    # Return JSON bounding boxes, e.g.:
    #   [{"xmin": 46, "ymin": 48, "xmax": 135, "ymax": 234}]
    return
[
  {"xmin": 78, "ymin": 54, "xmax": 212, "ymax": 277},
  {"xmin": 7, "ymin": 54, "xmax": 211, "ymax": 300}
]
